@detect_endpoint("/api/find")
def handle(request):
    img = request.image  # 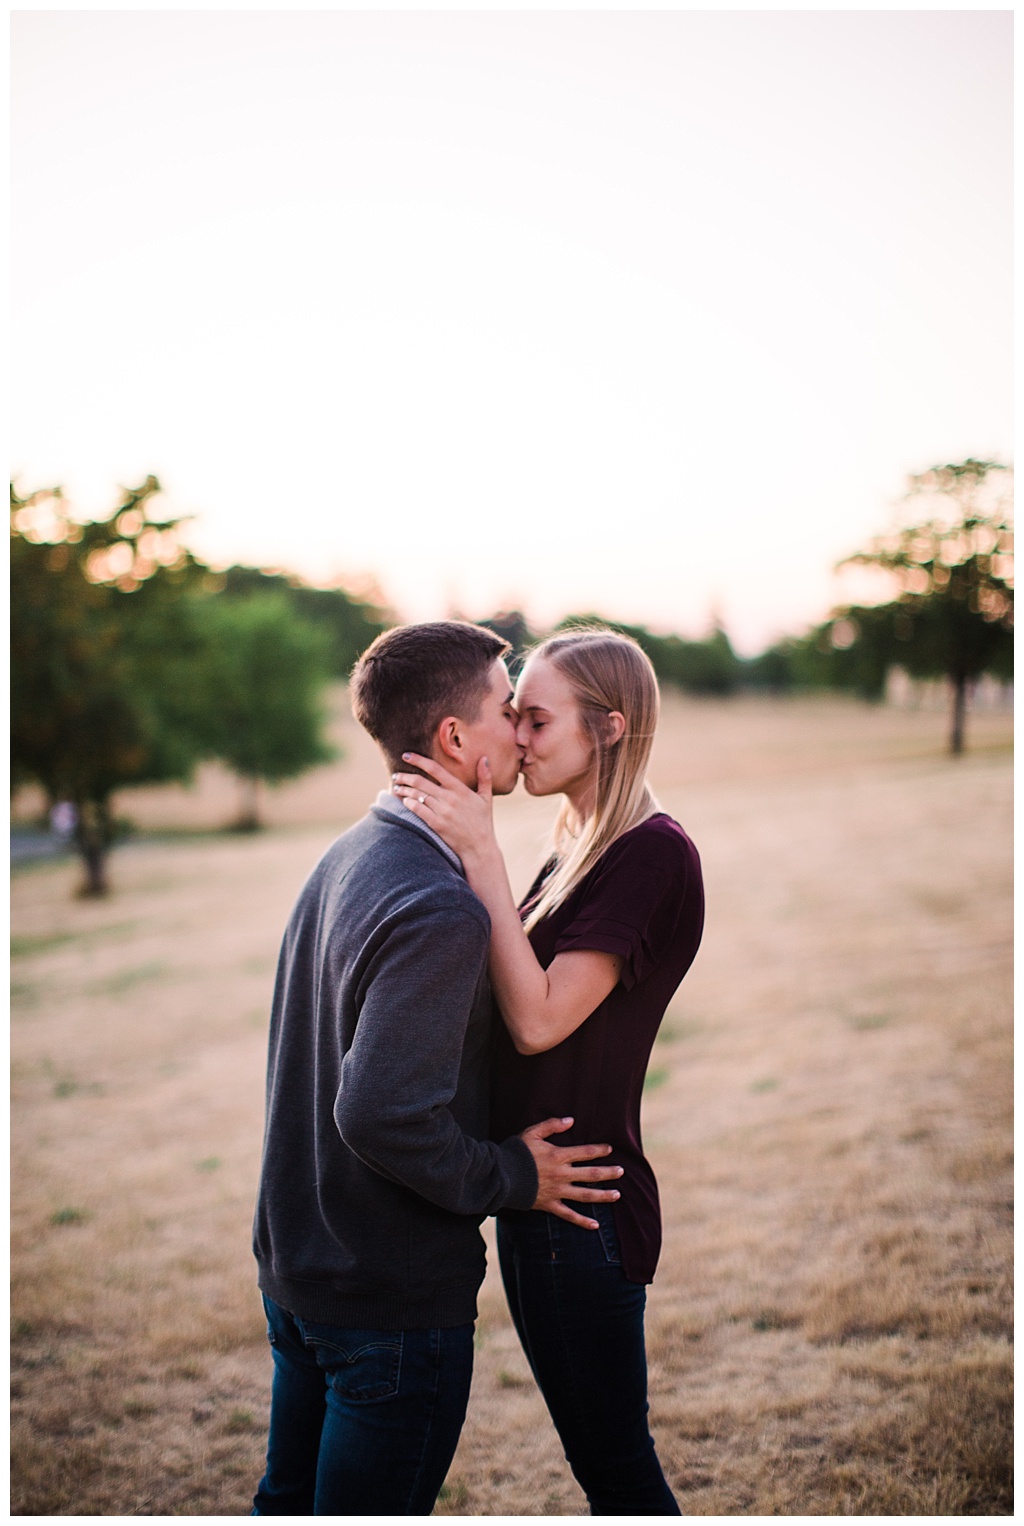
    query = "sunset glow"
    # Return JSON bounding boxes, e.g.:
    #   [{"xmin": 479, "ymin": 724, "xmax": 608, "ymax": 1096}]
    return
[{"xmin": 12, "ymin": 11, "xmax": 1012, "ymax": 653}]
